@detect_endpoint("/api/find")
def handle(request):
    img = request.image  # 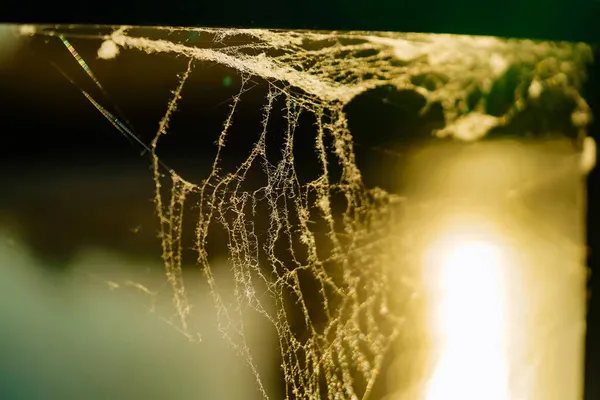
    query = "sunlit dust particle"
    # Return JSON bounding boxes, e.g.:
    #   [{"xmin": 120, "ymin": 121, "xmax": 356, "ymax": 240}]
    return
[
  {"xmin": 19, "ymin": 25, "xmax": 36, "ymax": 36},
  {"xmin": 97, "ymin": 40, "xmax": 119, "ymax": 60}
]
